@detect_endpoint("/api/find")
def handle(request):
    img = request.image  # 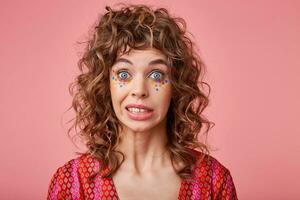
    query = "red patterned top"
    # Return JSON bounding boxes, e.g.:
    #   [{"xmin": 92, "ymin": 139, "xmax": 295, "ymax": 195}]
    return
[{"xmin": 47, "ymin": 150, "xmax": 238, "ymax": 200}]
